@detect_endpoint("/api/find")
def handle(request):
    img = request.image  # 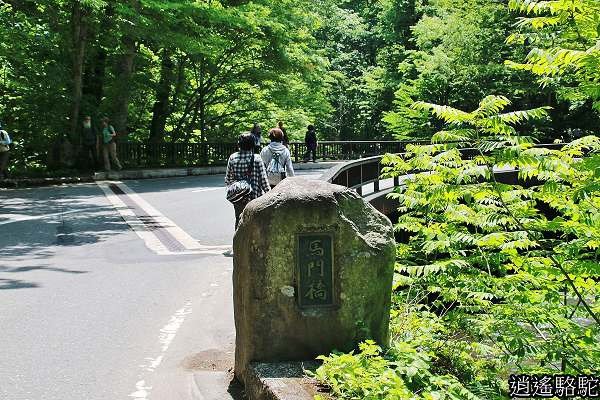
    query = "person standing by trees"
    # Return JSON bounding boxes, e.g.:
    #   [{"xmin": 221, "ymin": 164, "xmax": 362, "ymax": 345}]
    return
[
  {"xmin": 225, "ymin": 133, "xmax": 270, "ymax": 230},
  {"xmin": 0, "ymin": 122, "xmax": 12, "ymax": 179},
  {"xmin": 304, "ymin": 124, "xmax": 318, "ymax": 163},
  {"xmin": 81, "ymin": 116, "xmax": 98, "ymax": 170},
  {"xmin": 278, "ymin": 121, "xmax": 289, "ymax": 147},
  {"xmin": 101, "ymin": 117, "xmax": 122, "ymax": 171},
  {"xmin": 251, "ymin": 123, "xmax": 263, "ymax": 154},
  {"xmin": 261, "ymin": 128, "xmax": 295, "ymax": 188}
]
